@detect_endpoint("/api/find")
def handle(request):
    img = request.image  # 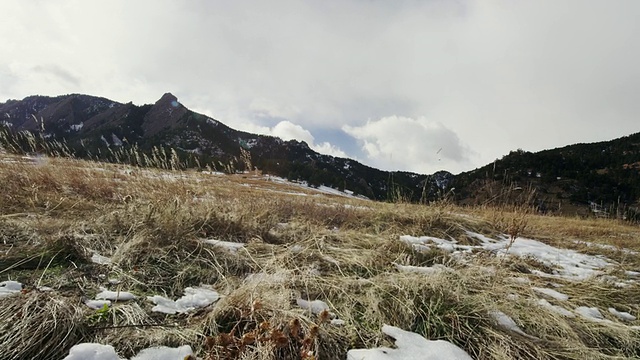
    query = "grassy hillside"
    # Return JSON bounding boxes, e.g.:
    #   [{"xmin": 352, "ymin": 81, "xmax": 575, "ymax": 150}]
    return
[{"xmin": 1, "ymin": 151, "xmax": 639, "ymax": 359}]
